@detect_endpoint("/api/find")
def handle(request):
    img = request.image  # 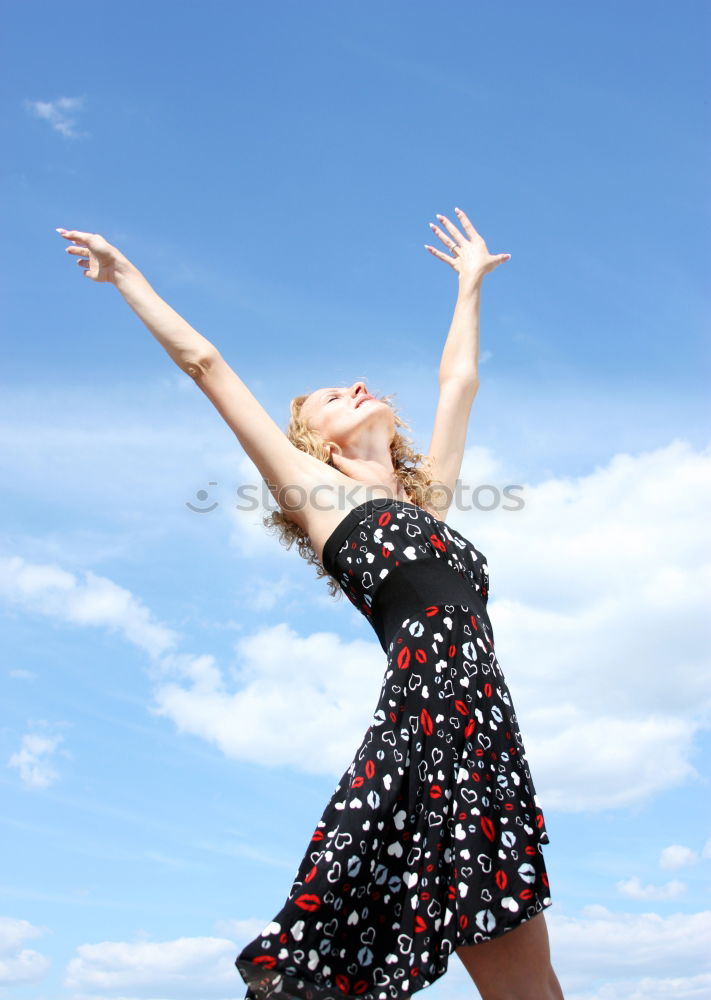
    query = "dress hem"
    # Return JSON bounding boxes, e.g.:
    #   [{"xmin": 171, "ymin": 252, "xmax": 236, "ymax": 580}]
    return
[{"xmin": 235, "ymin": 895, "xmax": 553, "ymax": 1000}]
